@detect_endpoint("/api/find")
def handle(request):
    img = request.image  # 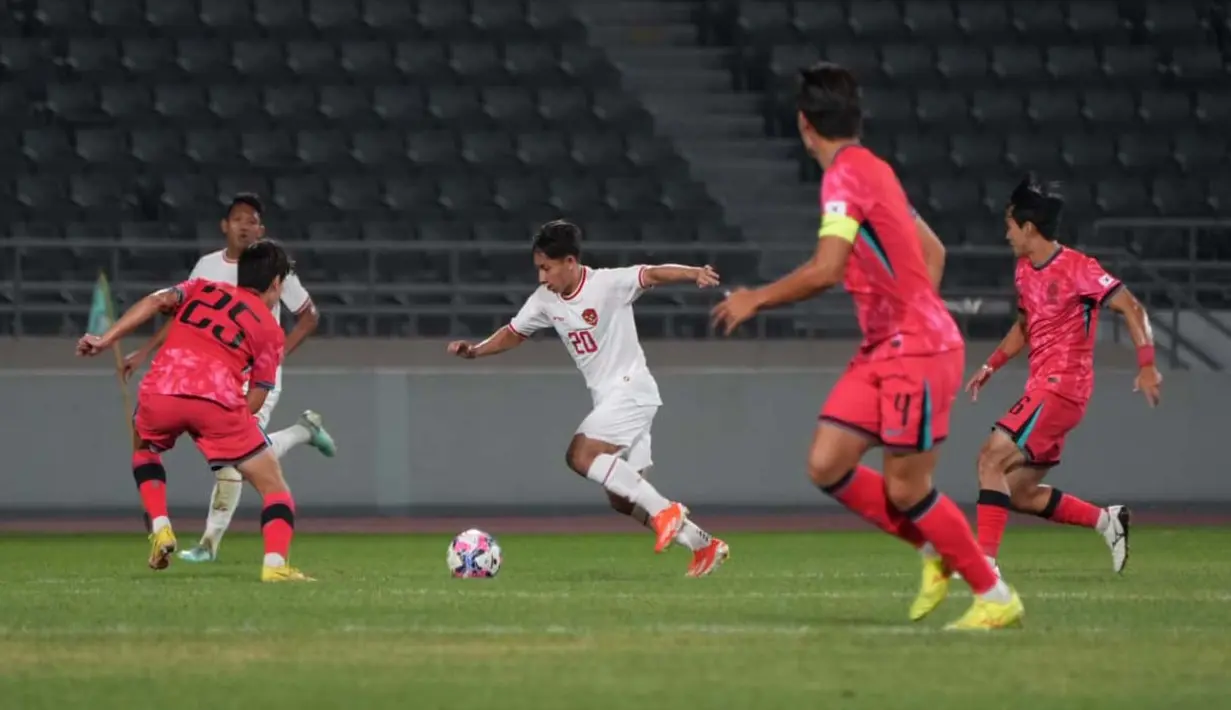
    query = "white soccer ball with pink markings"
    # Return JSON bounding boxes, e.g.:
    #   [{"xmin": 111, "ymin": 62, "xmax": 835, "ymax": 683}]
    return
[{"xmin": 447, "ymin": 529, "xmax": 502, "ymax": 578}]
